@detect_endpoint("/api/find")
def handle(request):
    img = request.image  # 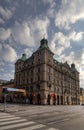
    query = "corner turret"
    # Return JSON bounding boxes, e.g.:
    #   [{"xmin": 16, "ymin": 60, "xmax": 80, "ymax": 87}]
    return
[{"xmin": 21, "ymin": 53, "xmax": 26, "ymax": 61}]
